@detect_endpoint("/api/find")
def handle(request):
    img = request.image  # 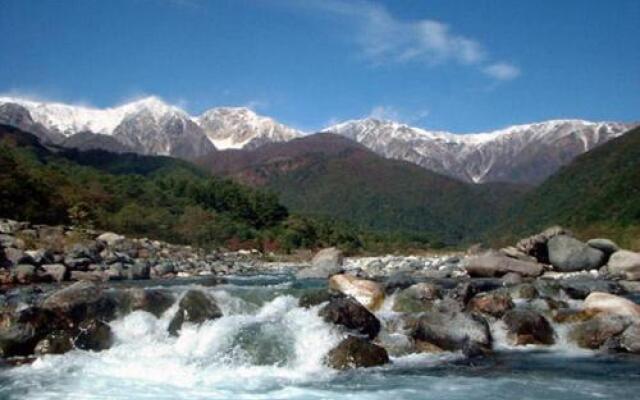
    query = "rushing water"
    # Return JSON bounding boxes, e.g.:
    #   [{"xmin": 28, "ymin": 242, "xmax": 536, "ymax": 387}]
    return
[{"xmin": 1, "ymin": 274, "xmax": 639, "ymax": 400}]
